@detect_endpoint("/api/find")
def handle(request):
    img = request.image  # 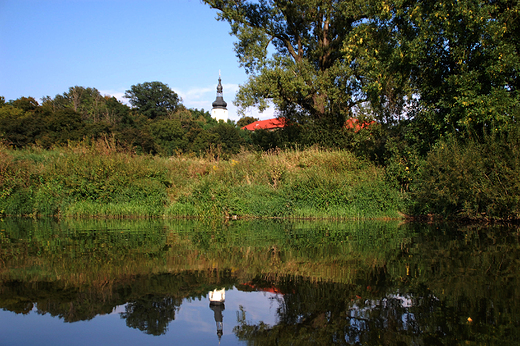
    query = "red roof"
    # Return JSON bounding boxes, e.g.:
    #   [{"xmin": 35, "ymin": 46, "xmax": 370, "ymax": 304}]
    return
[
  {"xmin": 241, "ymin": 118, "xmax": 287, "ymax": 131},
  {"xmin": 344, "ymin": 118, "xmax": 376, "ymax": 132},
  {"xmin": 241, "ymin": 117, "xmax": 375, "ymax": 132}
]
